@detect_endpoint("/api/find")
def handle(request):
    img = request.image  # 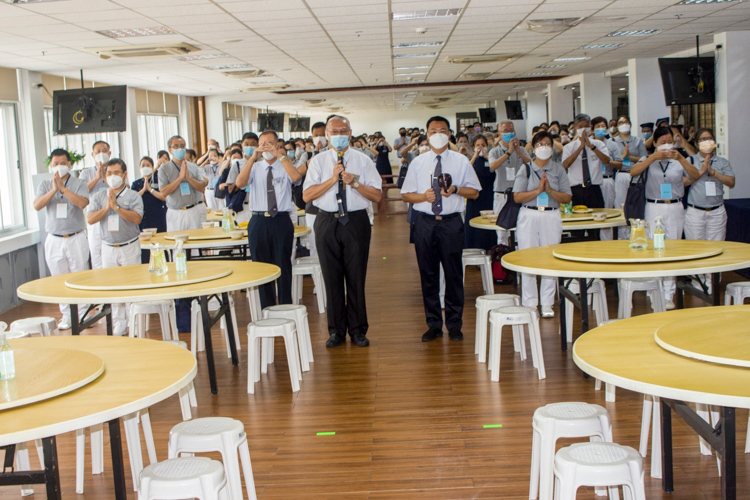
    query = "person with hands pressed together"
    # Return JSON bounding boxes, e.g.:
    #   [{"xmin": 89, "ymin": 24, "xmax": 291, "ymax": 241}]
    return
[
  {"xmin": 513, "ymin": 131, "xmax": 572, "ymax": 317},
  {"xmin": 158, "ymin": 135, "xmax": 207, "ymax": 232},
  {"xmin": 33, "ymin": 149, "xmax": 91, "ymax": 331},
  {"xmin": 297, "ymin": 123, "xmax": 328, "ymax": 257},
  {"xmin": 562, "ymin": 114, "xmax": 610, "ymax": 214},
  {"xmin": 224, "ymin": 132, "xmax": 259, "ymax": 224},
  {"xmin": 464, "ymin": 135, "xmax": 496, "ymax": 251},
  {"xmin": 401, "ymin": 116, "xmax": 481, "ymax": 343},
  {"xmin": 592, "ymin": 117, "xmax": 623, "ymax": 240},
  {"xmin": 132, "ymin": 156, "xmax": 167, "ymax": 236},
  {"xmin": 87, "ymin": 159, "xmax": 144, "ymax": 336},
  {"xmin": 79, "ymin": 140, "xmax": 111, "ymax": 270},
  {"xmin": 302, "ymin": 115, "xmax": 382, "ymax": 348}
]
